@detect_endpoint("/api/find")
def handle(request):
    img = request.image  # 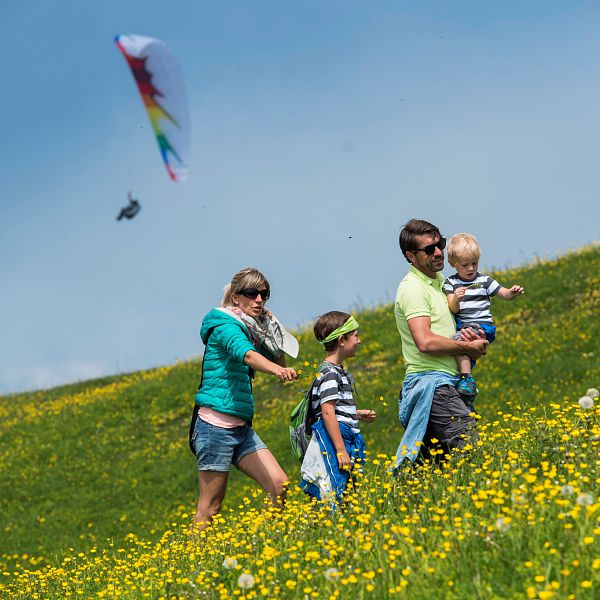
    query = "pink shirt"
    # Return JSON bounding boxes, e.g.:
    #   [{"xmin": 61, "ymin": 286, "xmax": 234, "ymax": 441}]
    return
[{"xmin": 198, "ymin": 406, "xmax": 245, "ymax": 428}]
